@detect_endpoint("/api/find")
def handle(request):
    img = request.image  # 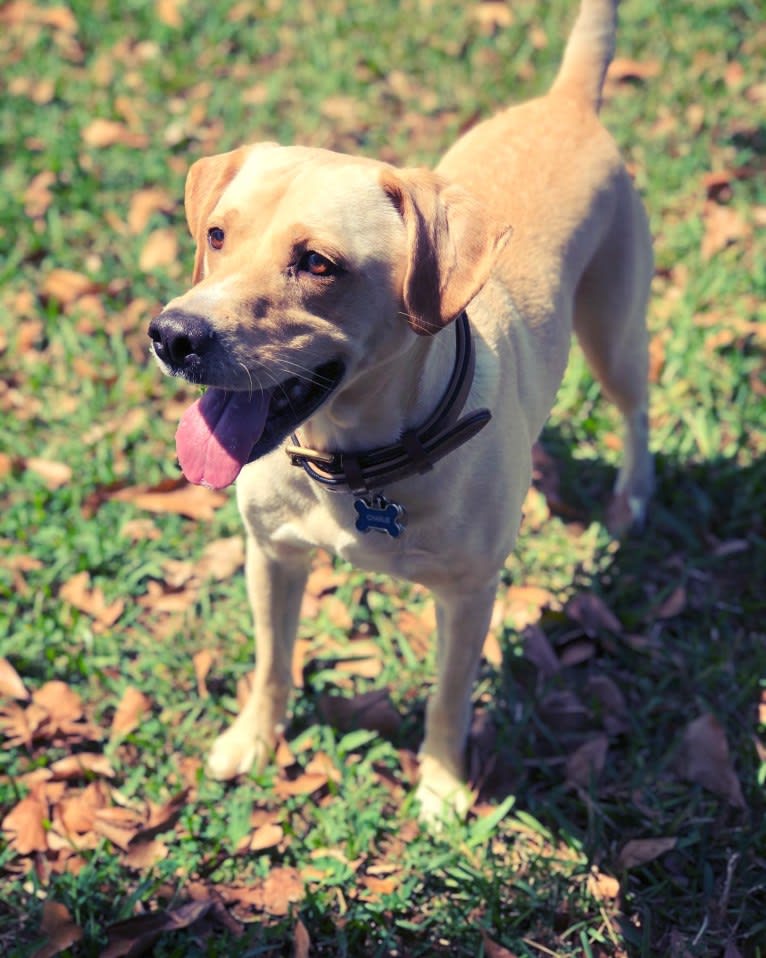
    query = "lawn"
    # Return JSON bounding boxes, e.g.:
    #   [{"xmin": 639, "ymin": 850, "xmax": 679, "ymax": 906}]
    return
[{"xmin": 1, "ymin": 0, "xmax": 764, "ymax": 955}]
